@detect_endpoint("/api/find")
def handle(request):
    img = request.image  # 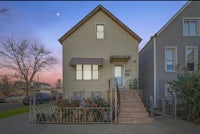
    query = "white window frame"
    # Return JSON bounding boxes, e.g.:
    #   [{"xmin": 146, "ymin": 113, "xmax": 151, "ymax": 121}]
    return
[
  {"xmin": 165, "ymin": 46, "xmax": 177, "ymax": 72},
  {"xmin": 96, "ymin": 24, "xmax": 105, "ymax": 39},
  {"xmin": 183, "ymin": 17, "xmax": 200, "ymax": 36},
  {"xmin": 185, "ymin": 46, "xmax": 198, "ymax": 72},
  {"xmin": 76, "ymin": 64, "xmax": 99, "ymax": 80}
]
